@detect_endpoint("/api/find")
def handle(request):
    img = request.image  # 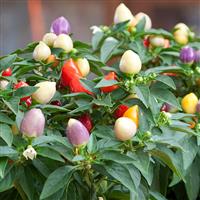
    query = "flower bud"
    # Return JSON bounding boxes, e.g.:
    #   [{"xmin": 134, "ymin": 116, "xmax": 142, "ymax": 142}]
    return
[
  {"xmin": 180, "ymin": 46, "xmax": 195, "ymax": 64},
  {"xmin": 32, "ymin": 81, "xmax": 56, "ymax": 104},
  {"xmin": 53, "ymin": 34, "xmax": 73, "ymax": 53},
  {"xmin": 23, "ymin": 145, "xmax": 37, "ymax": 160},
  {"xmin": 194, "ymin": 50, "xmax": 200, "ymax": 63},
  {"xmin": 174, "ymin": 30, "xmax": 188, "ymax": 45},
  {"xmin": 33, "ymin": 41, "xmax": 51, "ymax": 61},
  {"xmin": 0, "ymin": 80, "xmax": 9, "ymax": 90},
  {"xmin": 196, "ymin": 100, "xmax": 200, "ymax": 113},
  {"xmin": 119, "ymin": 50, "xmax": 142, "ymax": 74},
  {"xmin": 50, "ymin": 16, "xmax": 71, "ymax": 35},
  {"xmin": 20, "ymin": 108, "xmax": 45, "ymax": 137},
  {"xmin": 149, "ymin": 35, "xmax": 165, "ymax": 47},
  {"xmin": 66, "ymin": 118, "xmax": 90, "ymax": 147},
  {"xmin": 181, "ymin": 93, "xmax": 198, "ymax": 114},
  {"xmin": 114, "ymin": 3, "xmax": 134, "ymax": 25},
  {"xmin": 75, "ymin": 58, "xmax": 90, "ymax": 77},
  {"xmin": 42, "ymin": 33, "xmax": 57, "ymax": 46},
  {"xmin": 135, "ymin": 12, "xmax": 152, "ymax": 30},
  {"xmin": 114, "ymin": 117, "xmax": 137, "ymax": 141}
]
